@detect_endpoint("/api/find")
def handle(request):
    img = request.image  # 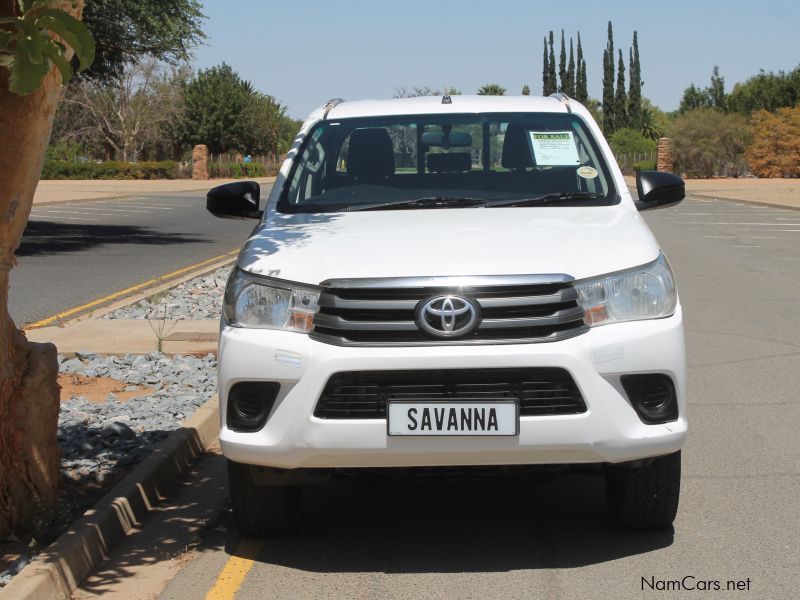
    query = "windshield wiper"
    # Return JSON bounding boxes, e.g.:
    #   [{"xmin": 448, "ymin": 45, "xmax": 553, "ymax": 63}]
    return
[
  {"xmin": 348, "ymin": 196, "xmax": 487, "ymax": 212},
  {"xmin": 484, "ymin": 192, "xmax": 606, "ymax": 208}
]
